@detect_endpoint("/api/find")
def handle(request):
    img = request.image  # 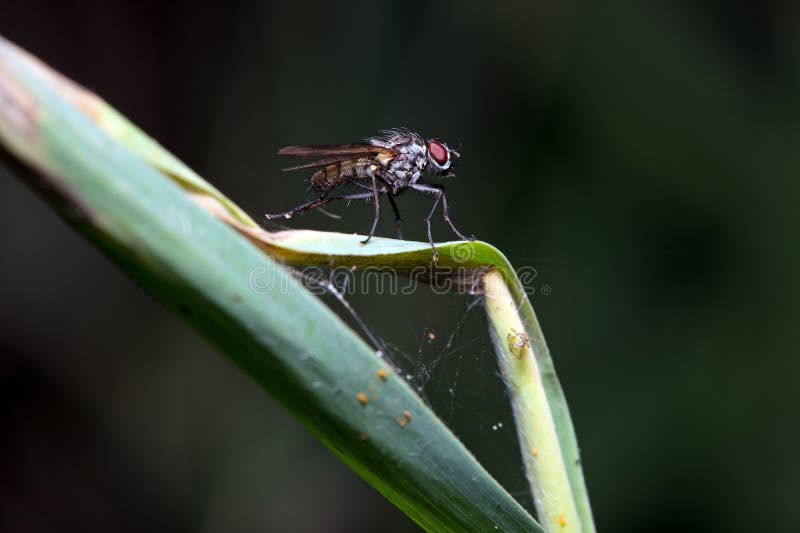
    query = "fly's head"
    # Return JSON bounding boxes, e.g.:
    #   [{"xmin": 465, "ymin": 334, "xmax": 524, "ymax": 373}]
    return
[{"xmin": 426, "ymin": 139, "xmax": 460, "ymax": 177}]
